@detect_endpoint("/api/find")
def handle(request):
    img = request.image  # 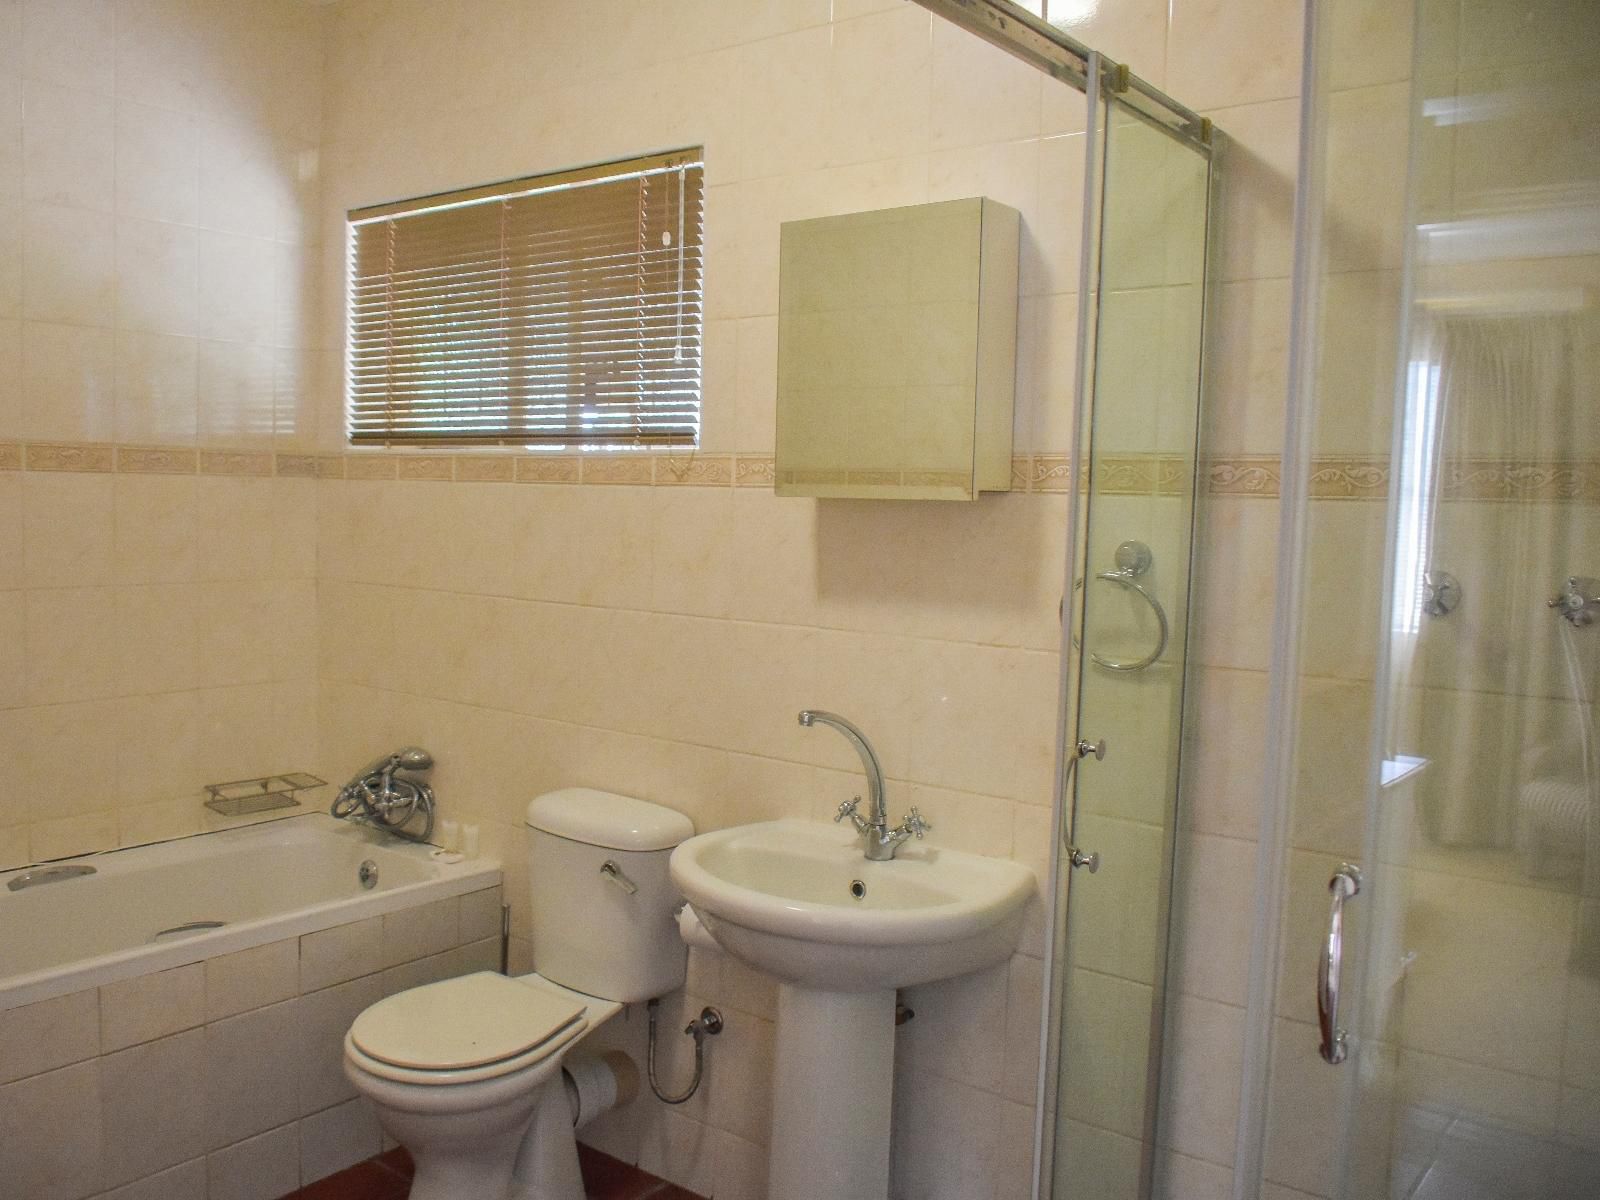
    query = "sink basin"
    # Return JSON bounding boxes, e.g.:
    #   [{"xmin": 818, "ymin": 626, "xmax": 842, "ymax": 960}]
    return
[
  {"xmin": 671, "ymin": 819, "xmax": 1037, "ymax": 1198},
  {"xmin": 669, "ymin": 818, "xmax": 1036, "ymax": 991}
]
